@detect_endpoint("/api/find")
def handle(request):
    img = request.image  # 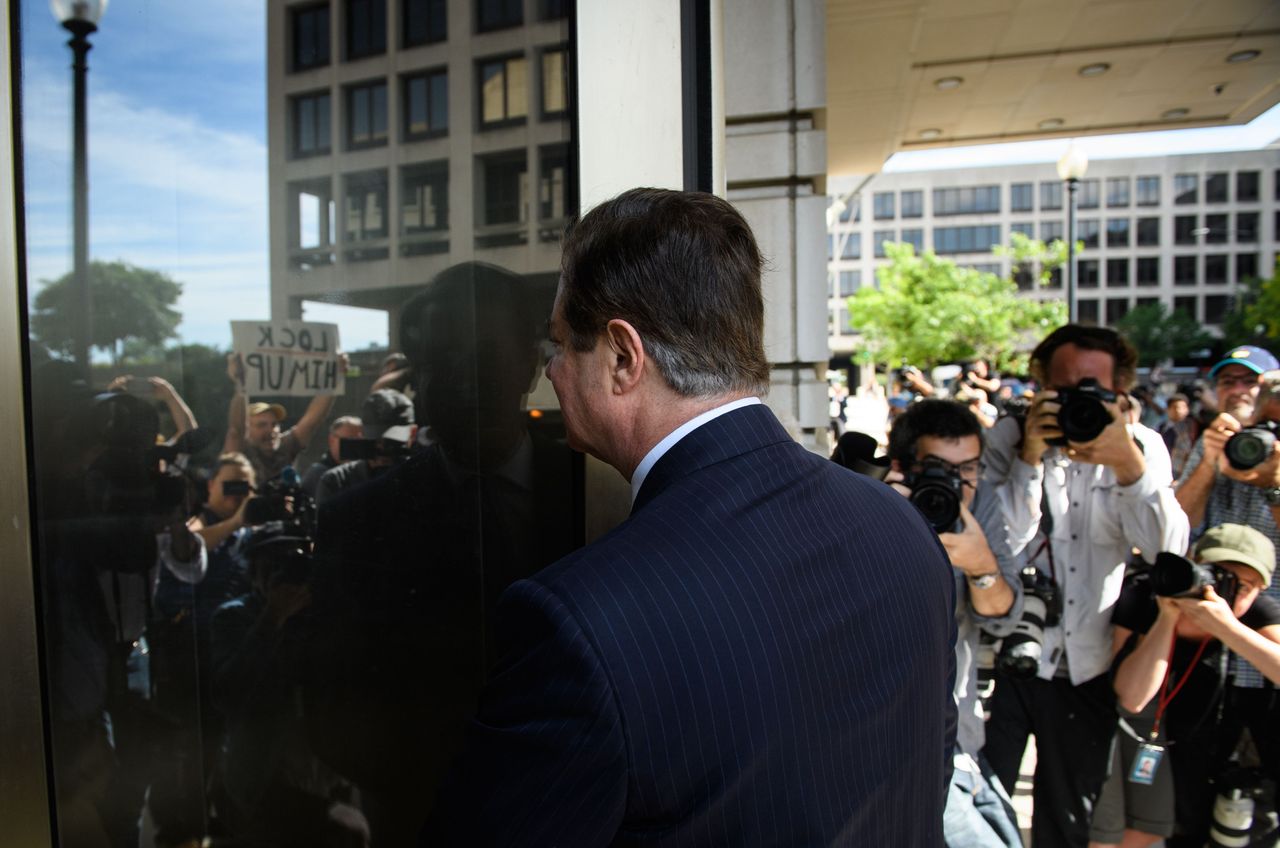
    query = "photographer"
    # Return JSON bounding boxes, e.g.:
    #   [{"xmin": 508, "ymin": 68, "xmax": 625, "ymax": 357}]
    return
[
  {"xmin": 1111, "ymin": 525, "xmax": 1280, "ymax": 847},
  {"xmin": 315, "ymin": 389, "xmax": 416, "ymax": 504},
  {"xmin": 886, "ymin": 399, "xmax": 1025, "ymax": 847},
  {"xmin": 982, "ymin": 324, "xmax": 1189, "ymax": 848}
]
